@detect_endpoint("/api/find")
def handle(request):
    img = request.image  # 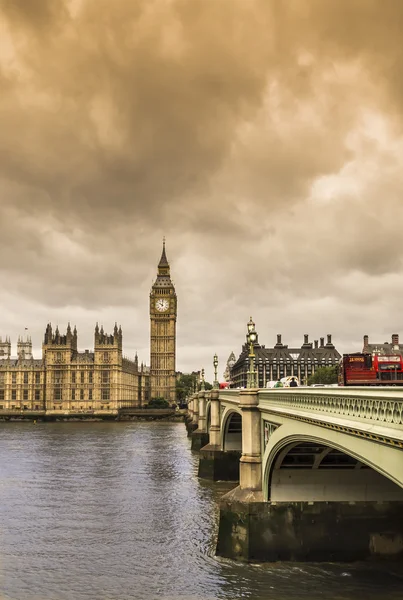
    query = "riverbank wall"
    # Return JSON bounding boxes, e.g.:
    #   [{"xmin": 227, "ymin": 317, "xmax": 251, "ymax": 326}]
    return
[{"xmin": 0, "ymin": 409, "xmax": 186, "ymax": 422}]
